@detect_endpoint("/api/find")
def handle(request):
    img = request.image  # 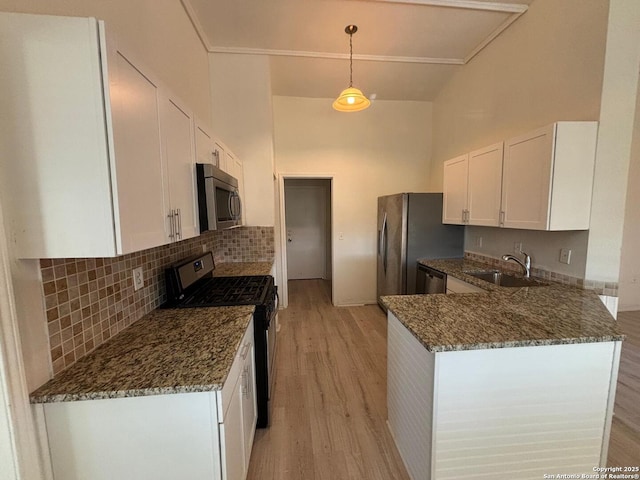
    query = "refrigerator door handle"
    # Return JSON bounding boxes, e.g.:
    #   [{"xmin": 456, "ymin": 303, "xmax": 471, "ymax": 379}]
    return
[{"xmin": 382, "ymin": 213, "xmax": 388, "ymax": 274}]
